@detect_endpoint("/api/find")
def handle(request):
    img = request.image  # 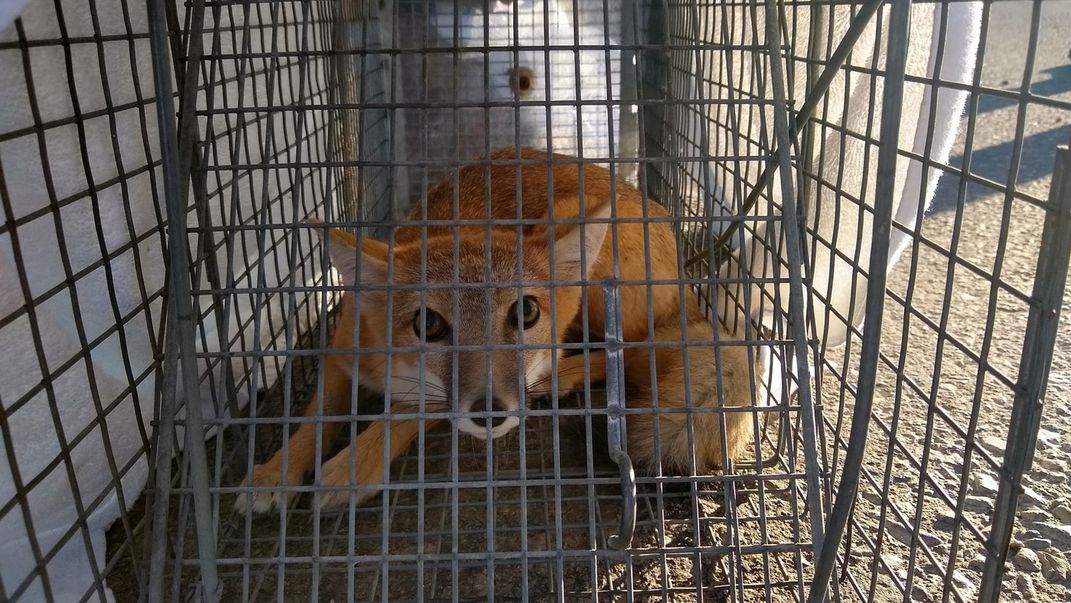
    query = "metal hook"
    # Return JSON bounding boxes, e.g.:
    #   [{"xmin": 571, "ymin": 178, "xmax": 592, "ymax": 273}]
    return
[{"xmin": 602, "ymin": 278, "xmax": 637, "ymax": 550}]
